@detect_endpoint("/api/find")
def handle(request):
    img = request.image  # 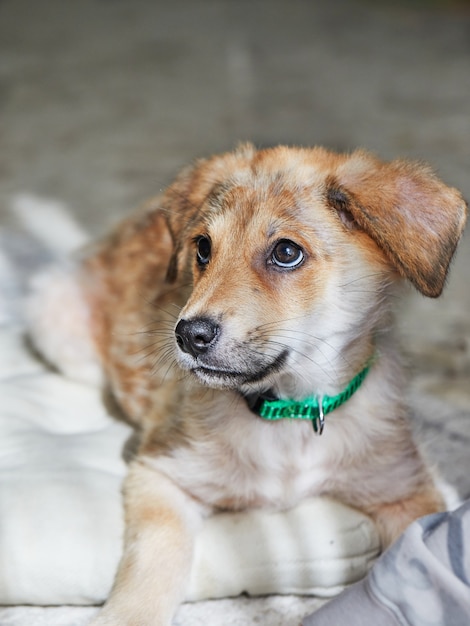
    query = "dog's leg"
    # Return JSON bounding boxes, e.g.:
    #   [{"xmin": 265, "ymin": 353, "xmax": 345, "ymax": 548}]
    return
[
  {"xmin": 368, "ymin": 486, "xmax": 445, "ymax": 547},
  {"xmin": 90, "ymin": 460, "xmax": 205, "ymax": 626}
]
